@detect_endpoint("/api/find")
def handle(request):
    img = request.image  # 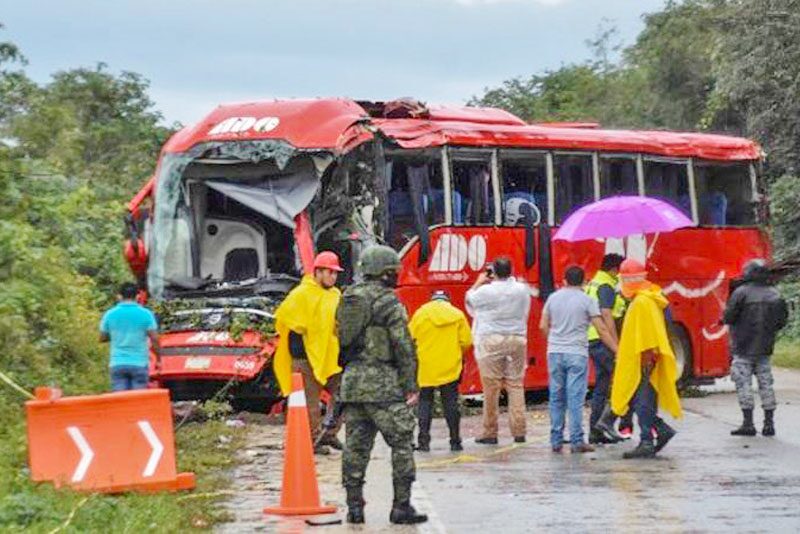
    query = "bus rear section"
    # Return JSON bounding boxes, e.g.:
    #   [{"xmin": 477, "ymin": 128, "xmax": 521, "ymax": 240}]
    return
[{"xmin": 365, "ymin": 143, "xmax": 768, "ymax": 393}]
